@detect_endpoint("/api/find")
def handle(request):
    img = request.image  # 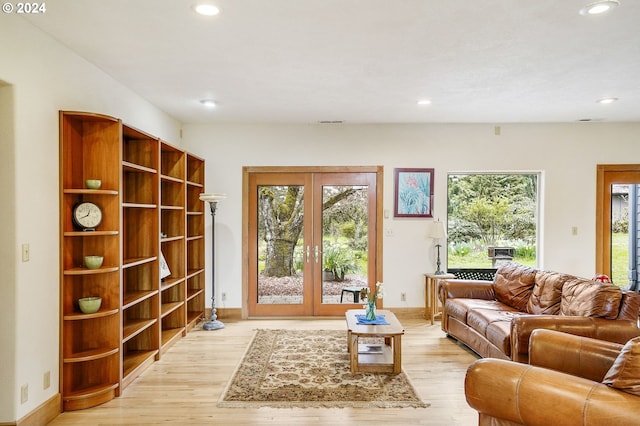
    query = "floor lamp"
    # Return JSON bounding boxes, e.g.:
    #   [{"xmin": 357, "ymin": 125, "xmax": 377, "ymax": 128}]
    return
[
  {"xmin": 199, "ymin": 193, "xmax": 227, "ymax": 331},
  {"xmin": 427, "ymin": 219, "xmax": 447, "ymax": 275}
]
